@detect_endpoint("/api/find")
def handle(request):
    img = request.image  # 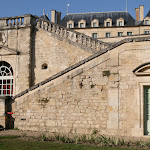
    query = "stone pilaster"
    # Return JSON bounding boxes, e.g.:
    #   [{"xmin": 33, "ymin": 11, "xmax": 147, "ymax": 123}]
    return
[{"xmin": 0, "ymin": 97, "xmax": 6, "ymax": 129}]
